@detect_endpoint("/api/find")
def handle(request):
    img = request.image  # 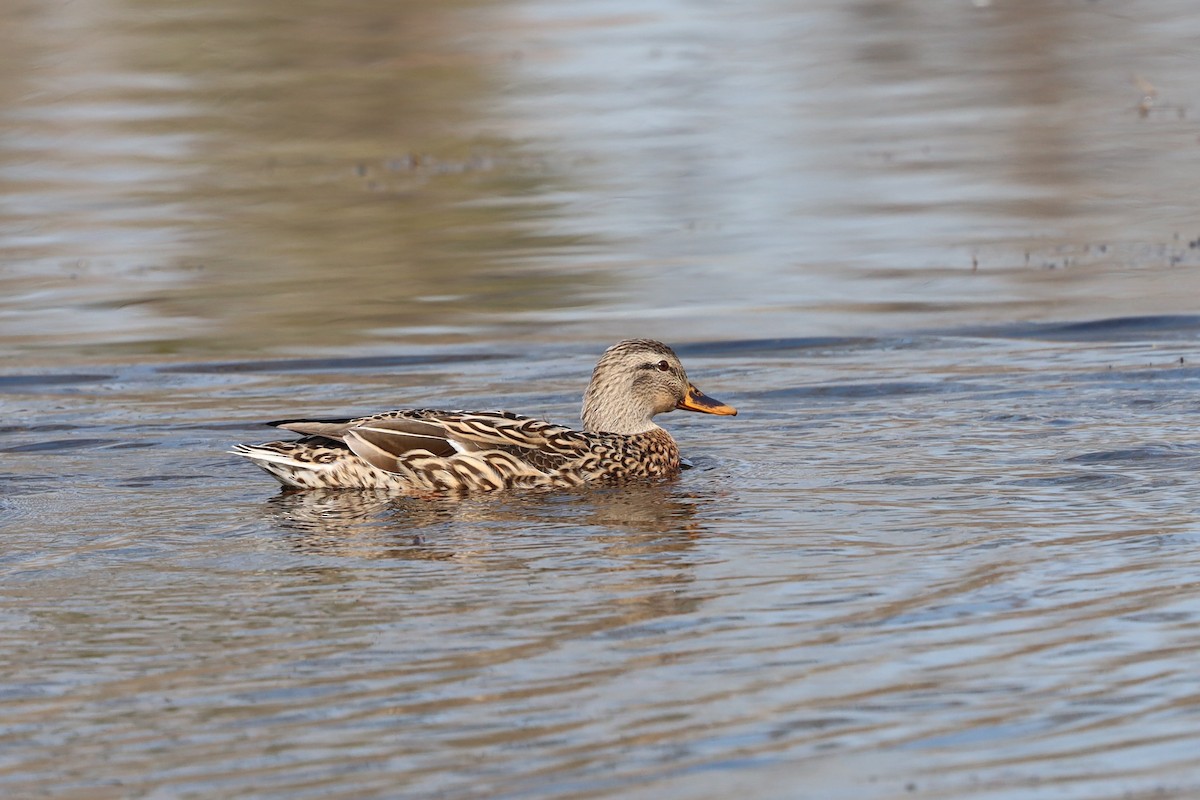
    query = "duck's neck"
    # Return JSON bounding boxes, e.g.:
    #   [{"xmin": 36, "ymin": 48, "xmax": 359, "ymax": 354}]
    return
[{"xmin": 581, "ymin": 383, "xmax": 658, "ymax": 434}]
